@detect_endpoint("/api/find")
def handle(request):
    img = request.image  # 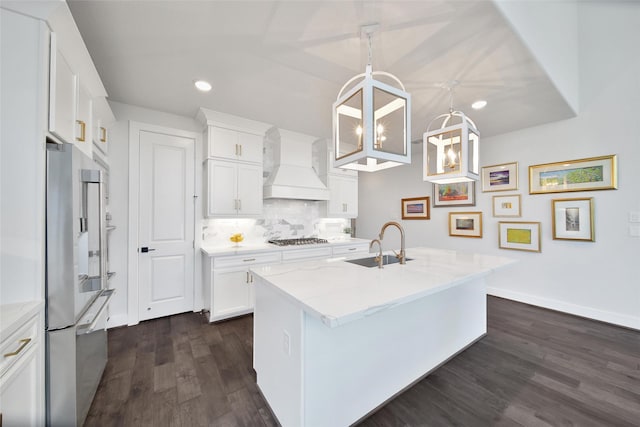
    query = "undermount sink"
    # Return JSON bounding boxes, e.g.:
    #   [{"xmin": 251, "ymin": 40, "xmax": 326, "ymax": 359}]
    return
[{"xmin": 346, "ymin": 255, "xmax": 413, "ymax": 268}]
